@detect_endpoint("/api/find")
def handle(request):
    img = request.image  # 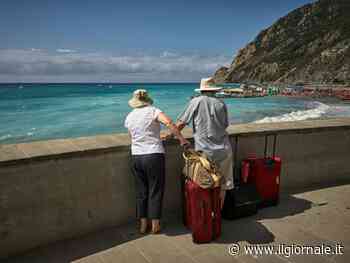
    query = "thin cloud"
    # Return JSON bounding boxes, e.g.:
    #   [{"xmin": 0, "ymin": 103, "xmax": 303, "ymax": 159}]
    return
[
  {"xmin": 56, "ymin": 49, "xmax": 76, "ymax": 53},
  {"xmin": 0, "ymin": 49, "xmax": 231, "ymax": 82},
  {"xmin": 160, "ymin": 51, "xmax": 178, "ymax": 58}
]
